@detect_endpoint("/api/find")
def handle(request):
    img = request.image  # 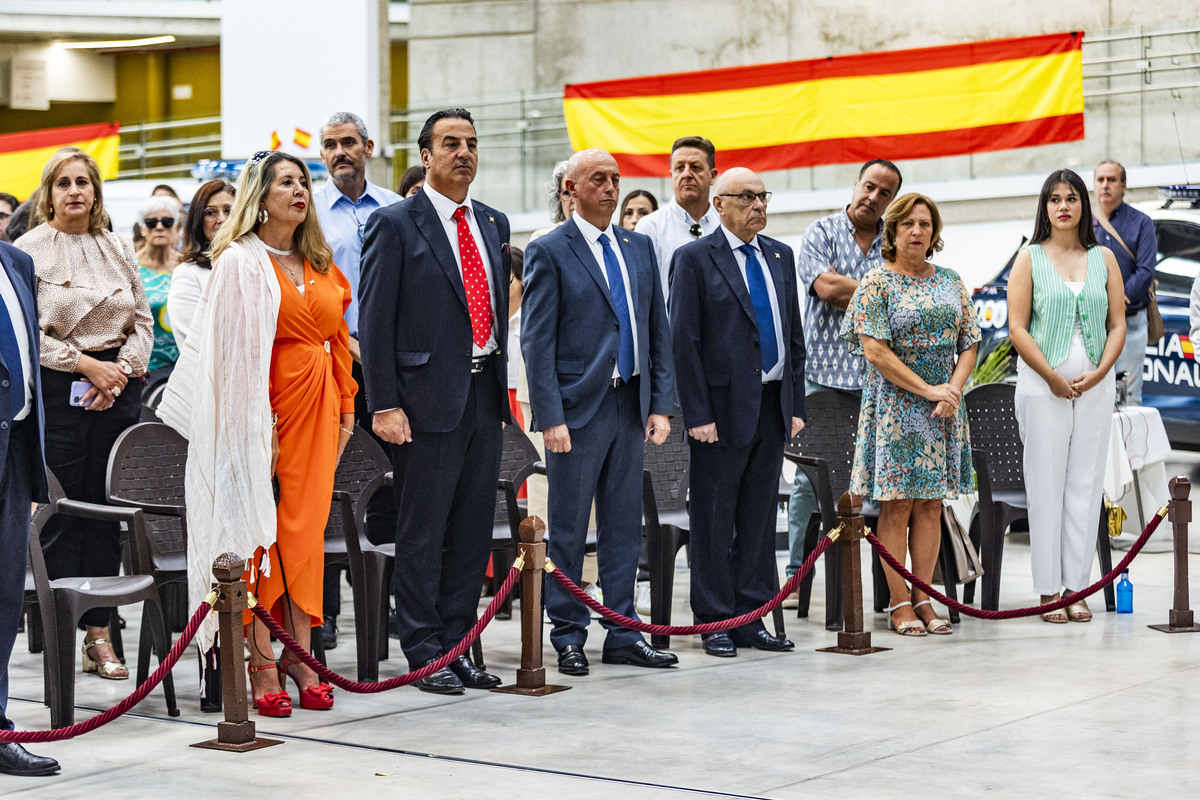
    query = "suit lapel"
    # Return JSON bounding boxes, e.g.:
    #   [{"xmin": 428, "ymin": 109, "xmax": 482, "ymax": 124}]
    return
[
  {"xmin": 564, "ymin": 220, "xmax": 617, "ymax": 315},
  {"xmin": 613, "ymin": 231, "xmax": 640, "ymax": 312},
  {"xmin": 472, "ymin": 200, "xmax": 505, "ymax": 309},
  {"xmin": 760, "ymin": 238, "xmax": 787, "ymax": 326},
  {"xmin": 0, "ymin": 249, "xmax": 37, "ymax": 373},
  {"xmin": 410, "ymin": 191, "xmax": 467, "ymax": 310},
  {"xmin": 710, "ymin": 232, "xmax": 756, "ymax": 325}
]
